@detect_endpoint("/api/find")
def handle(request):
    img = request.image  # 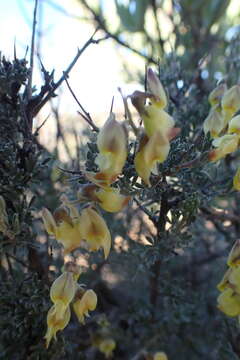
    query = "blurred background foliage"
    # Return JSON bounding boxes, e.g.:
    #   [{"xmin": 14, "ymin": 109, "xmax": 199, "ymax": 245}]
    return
[{"xmin": 1, "ymin": 0, "xmax": 240, "ymax": 359}]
